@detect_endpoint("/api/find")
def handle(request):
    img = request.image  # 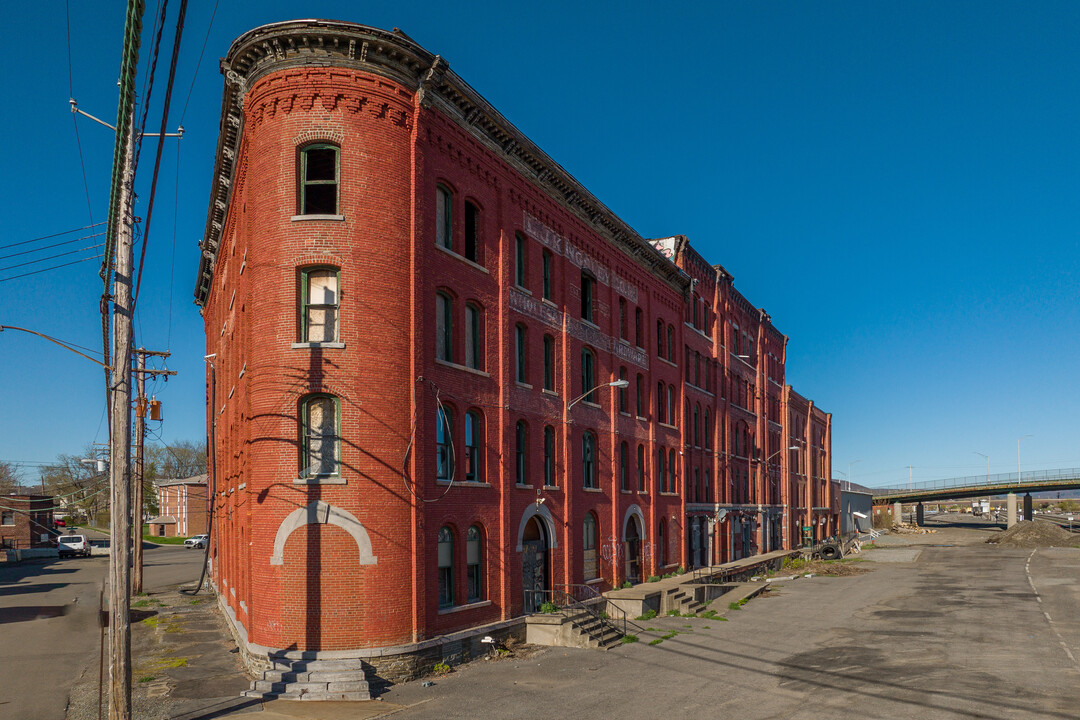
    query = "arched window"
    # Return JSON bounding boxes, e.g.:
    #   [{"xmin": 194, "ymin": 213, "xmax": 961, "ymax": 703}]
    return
[
  {"xmin": 619, "ymin": 298, "xmax": 628, "ymax": 339},
  {"xmin": 514, "ymin": 232, "xmax": 527, "ymax": 287},
  {"xmin": 658, "ymin": 519, "xmax": 667, "ymax": 567},
  {"xmin": 694, "ymin": 467, "xmax": 701, "ymax": 503},
  {"xmin": 581, "ymin": 271, "xmax": 596, "ymax": 322},
  {"xmin": 669, "ymin": 449, "xmax": 678, "ymax": 493},
  {"xmin": 582, "ymin": 432, "xmax": 597, "ymax": 489},
  {"xmin": 704, "ymin": 469, "xmax": 712, "ymax": 503},
  {"xmin": 637, "ymin": 444, "xmax": 646, "ymax": 491},
  {"xmin": 666, "ymin": 325, "xmax": 675, "ymax": 362},
  {"xmin": 300, "ymin": 267, "xmax": 339, "ymax": 343},
  {"xmin": 581, "ymin": 348, "xmax": 596, "ymax": 403},
  {"xmin": 694, "ymin": 404, "xmax": 700, "ymax": 447},
  {"xmin": 464, "ymin": 200, "xmax": 480, "ymax": 262},
  {"xmin": 436, "ymin": 292, "xmax": 453, "ymax": 362},
  {"xmin": 515, "ymin": 324, "xmax": 528, "ymax": 383},
  {"xmin": 618, "ymin": 367, "xmax": 628, "ymax": 413},
  {"xmin": 544, "ymin": 426, "xmax": 556, "ymax": 487},
  {"xmin": 299, "ymin": 144, "xmax": 339, "ymax": 215},
  {"xmin": 465, "ymin": 411, "xmax": 482, "ymax": 482},
  {"xmin": 436, "ymin": 405, "xmax": 454, "ymax": 481},
  {"xmin": 436, "ymin": 184, "xmax": 453, "ymax": 250},
  {"xmin": 300, "ymin": 394, "xmax": 340, "ymax": 478},
  {"xmin": 635, "ymin": 307, "xmax": 644, "ymax": 348},
  {"xmin": 467, "ymin": 525, "xmax": 483, "ymax": 601},
  {"xmin": 704, "ymin": 409, "xmax": 711, "ymax": 450},
  {"xmin": 658, "ymin": 447, "xmax": 667, "ymax": 493},
  {"xmin": 657, "ymin": 382, "xmax": 665, "ymax": 423},
  {"xmin": 656, "ymin": 319, "xmax": 665, "ymax": 357},
  {"xmin": 465, "ymin": 303, "xmax": 482, "ymax": 370},
  {"xmin": 583, "ymin": 512, "xmax": 598, "ymax": 580},
  {"xmin": 667, "ymin": 385, "xmax": 675, "ymax": 427},
  {"xmin": 543, "ymin": 335, "xmax": 555, "ymax": 391},
  {"xmin": 437, "ymin": 526, "xmax": 454, "ymax": 607},
  {"xmin": 636, "ymin": 374, "xmax": 645, "ymax": 417},
  {"xmin": 542, "ymin": 249, "xmax": 553, "ymax": 300},
  {"xmin": 619, "ymin": 441, "xmax": 629, "ymax": 491},
  {"xmin": 515, "ymin": 420, "xmax": 528, "ymax": 485}
]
